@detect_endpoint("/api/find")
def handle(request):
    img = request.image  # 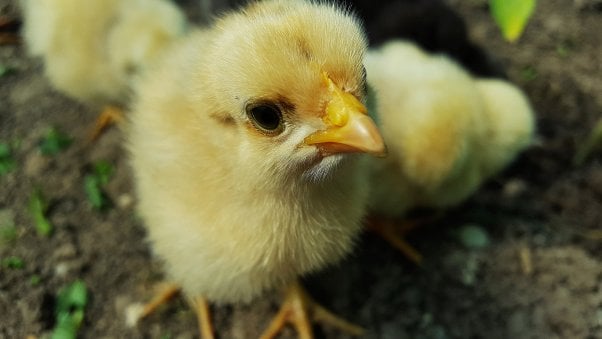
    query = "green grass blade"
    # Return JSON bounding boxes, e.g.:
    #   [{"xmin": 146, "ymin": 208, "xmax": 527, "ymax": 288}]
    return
[
  {"xmin": 490, "ymin": 0, "xmax": 536, "ymax": 42},
  {"xmin": 28, "ymin": 189, "xmax": 53, "ymax": 237}
]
